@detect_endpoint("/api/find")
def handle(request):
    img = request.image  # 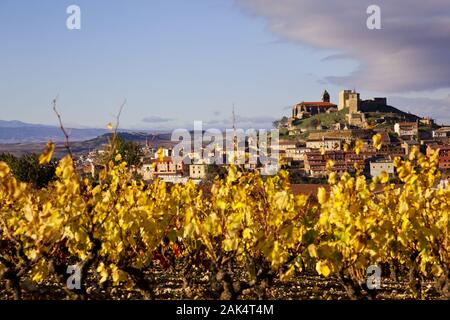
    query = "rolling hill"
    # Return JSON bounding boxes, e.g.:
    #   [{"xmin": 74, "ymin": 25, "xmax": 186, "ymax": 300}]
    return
[
  {"xmin": 0, "ymin": 131, "xmax": 177, "ymax": 158},
  {"xmin": 0, "ymin": 120, "xmax": 109, "ymax": 143}
]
